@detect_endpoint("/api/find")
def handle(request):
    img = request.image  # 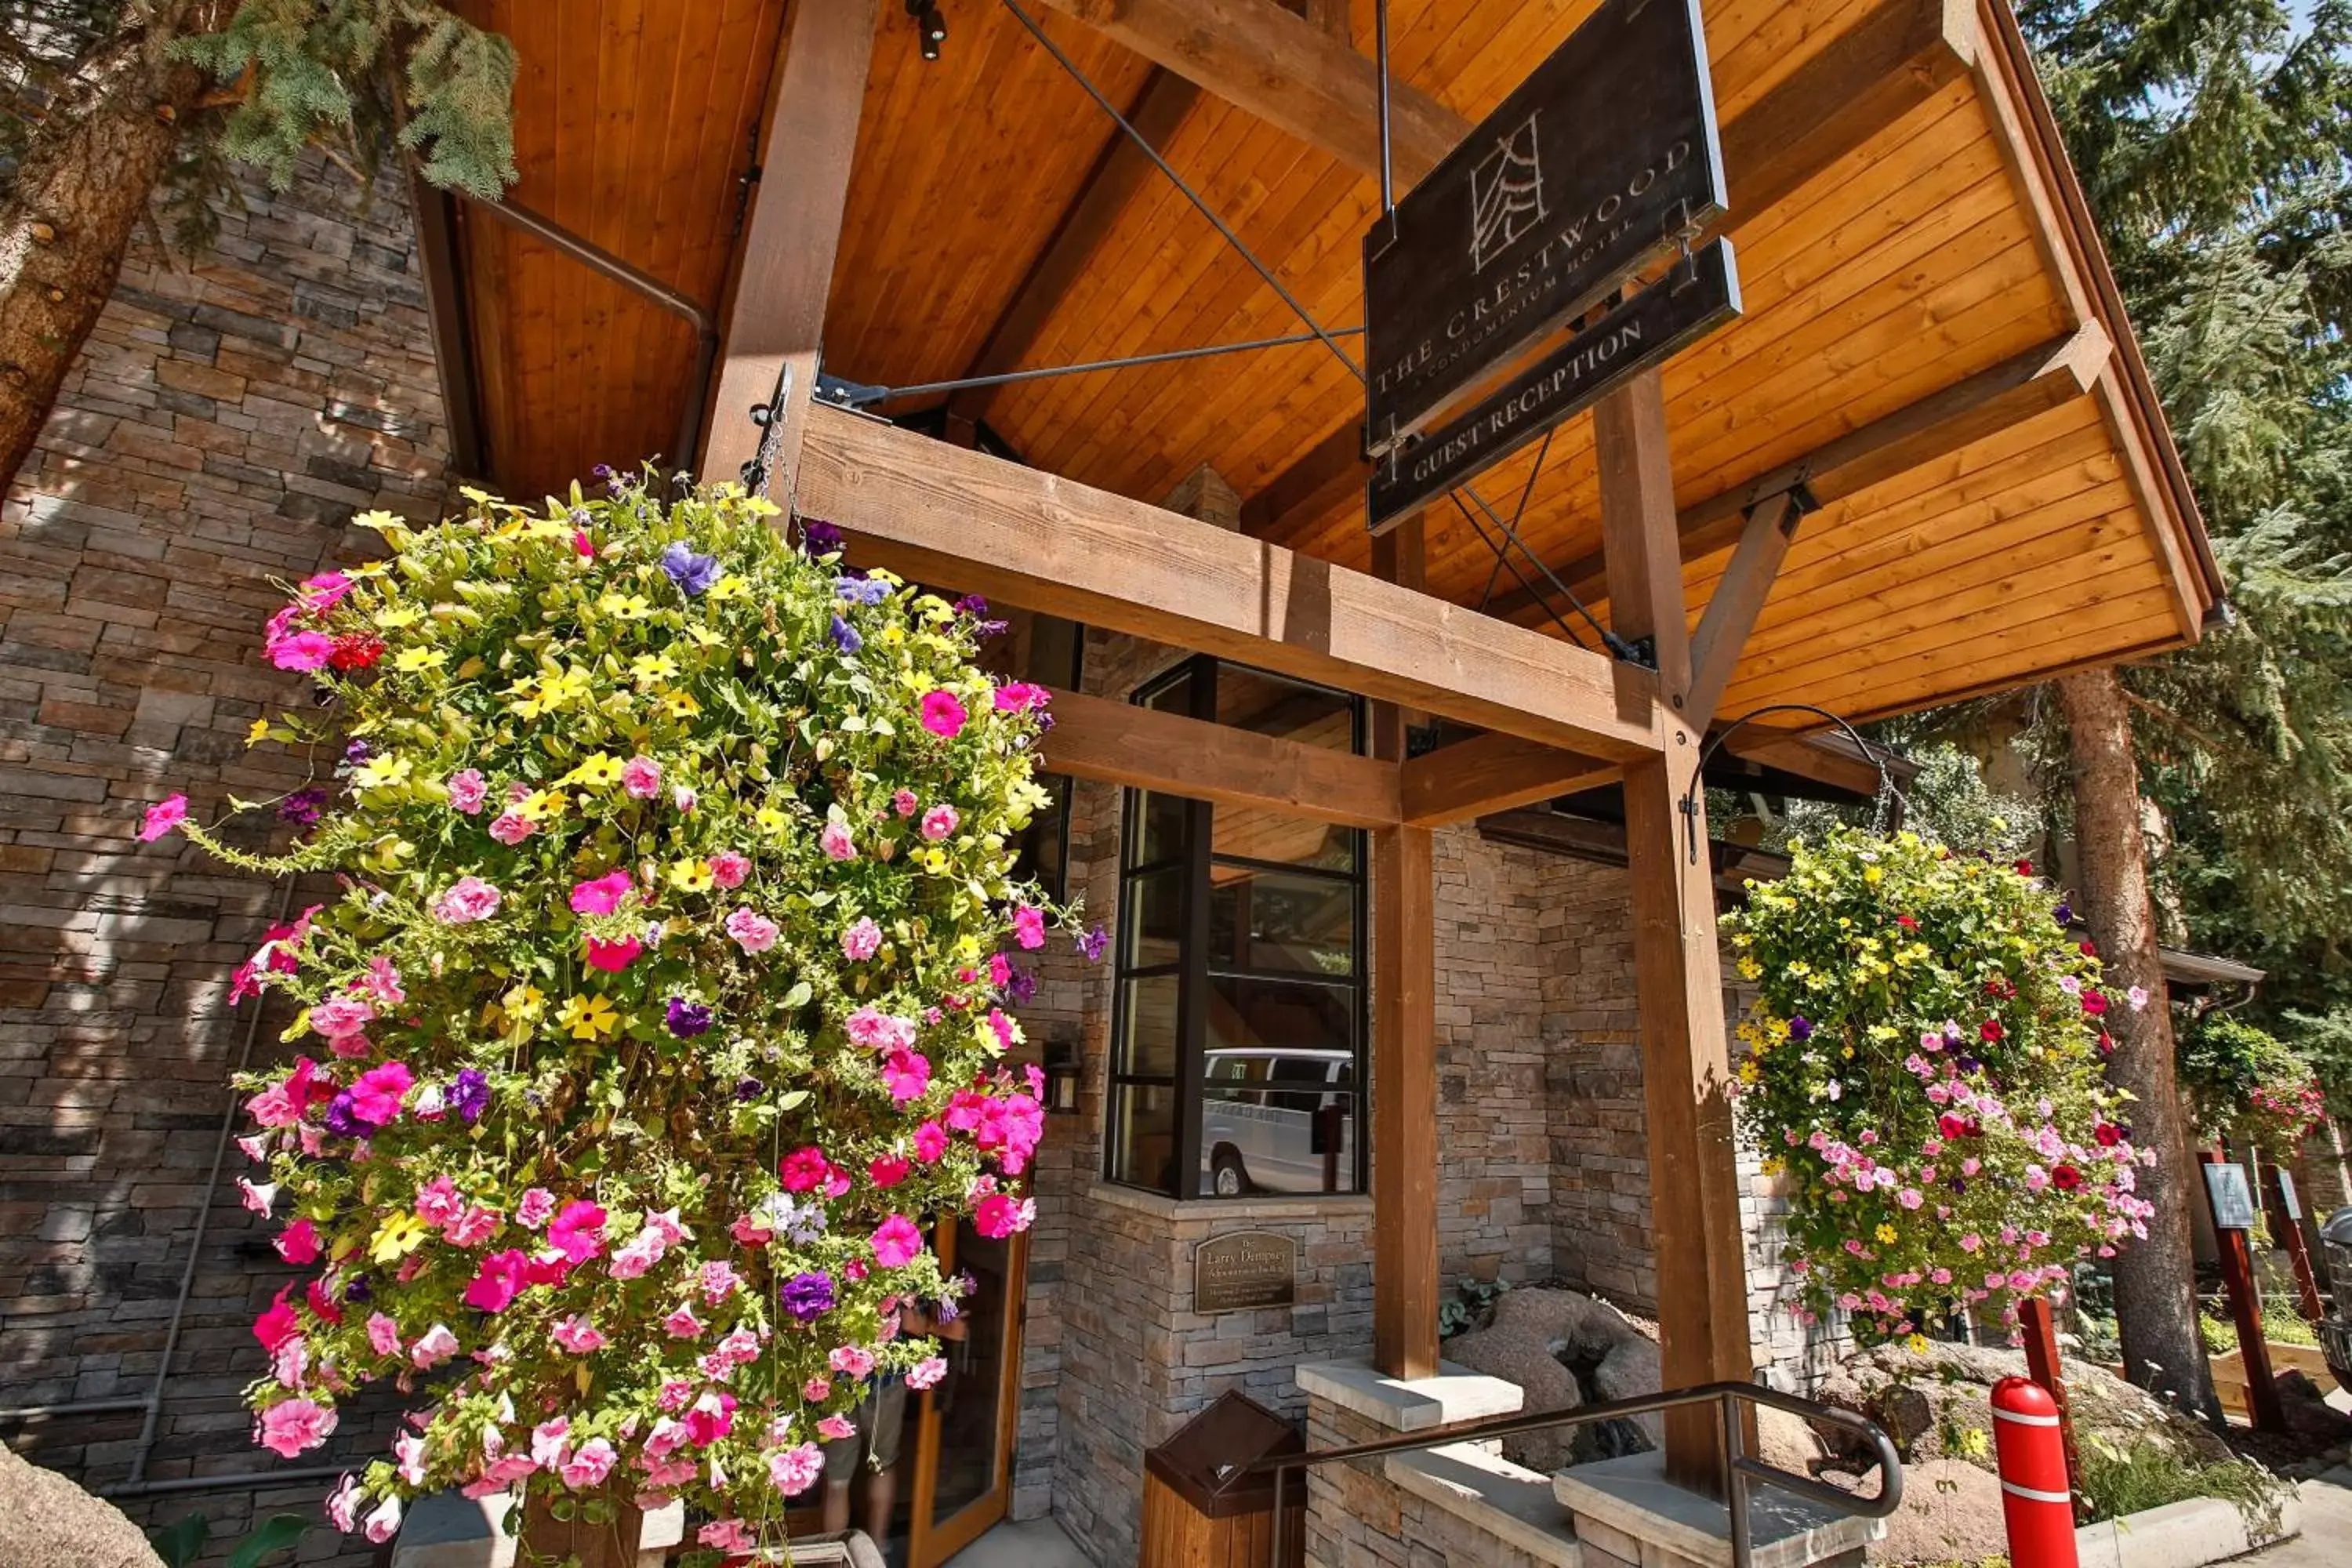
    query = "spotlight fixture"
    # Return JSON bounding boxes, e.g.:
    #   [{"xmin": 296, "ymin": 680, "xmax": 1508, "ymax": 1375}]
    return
[{"xmin": 907, "ymin": 0, "xmax": 946, "ymax": 61}]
